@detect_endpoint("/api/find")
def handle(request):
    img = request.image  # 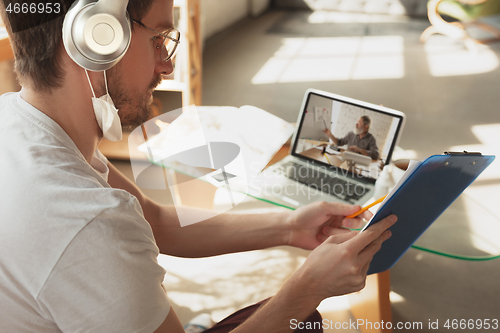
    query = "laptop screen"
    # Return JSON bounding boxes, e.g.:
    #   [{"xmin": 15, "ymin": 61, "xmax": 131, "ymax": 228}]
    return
[{"xmin": 292, "ymin": 90, "xmax": 405, "ymax": 181}]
